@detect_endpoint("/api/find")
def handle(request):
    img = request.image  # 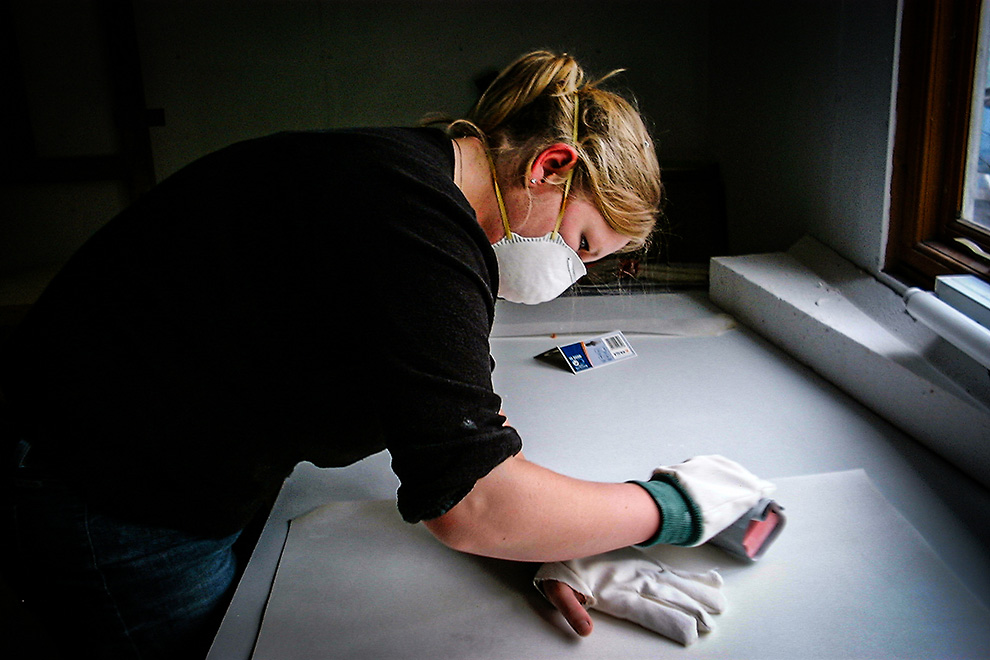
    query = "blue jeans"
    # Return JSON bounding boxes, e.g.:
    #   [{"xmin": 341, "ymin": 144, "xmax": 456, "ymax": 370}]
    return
[{"xmin": 3, "ymin": 439, "xmax": 242, "ymax": 659}]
